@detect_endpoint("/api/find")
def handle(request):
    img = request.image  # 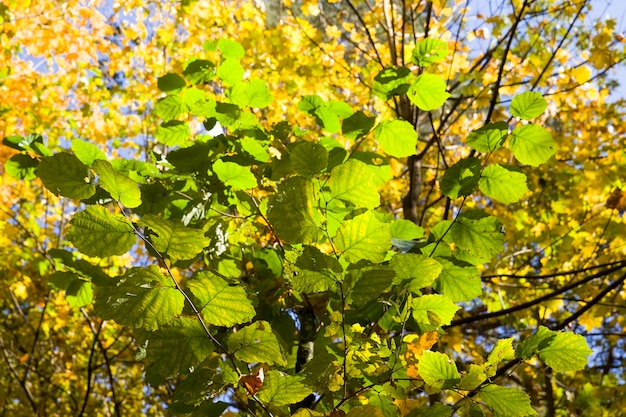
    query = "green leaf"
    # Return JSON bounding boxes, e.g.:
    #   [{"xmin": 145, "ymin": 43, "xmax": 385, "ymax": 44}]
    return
[
  {"xmin": 478, "ymin": 164, "xmax": 528, "ymax": 204},
  {"xmin": 419, "ymin": 350, "xmax": 460, "ymax": 389},
  {"xmin": 95, "ymin": 266, "xmax": 184, "ymax": 331},
  {"xmin": 157, "ymin": 73, "xmax": 186, "ymax": 92},
  {"xmin": 183, "ymin": 59, "xmax": 215, "ymax": 85},
  {"xmin": 480, "ymin": 385, "xmax": 537, "ymax": 417},
  {"xmin": 230, "ymin": 79, "xmax": 273, "ymax": 109},
  {"xmin": 391, "ymin": 253, "xmax": 442, "ymax": 291},
  {"xmin": 327, "ymin": 159, "xmax": 380, "ymax": 209},
  {"xmin": 459, "ymin": 364, "xmax": 487, "ymax": 390},
  {"xmin": 213, "ymin": 159, "xmax": 257, "ymax": 190},
  {"xmin": 155, "ymin": 95, "xmax": 185, "ymax": 121},
  {"xmin": 412, "ymin": 38, "xmax": 448, "ymax": 67},
  {"xmin": 217, "ymin": 38, "xmax": 245, "ymax": 59},
  {"xmin": 5, "ymin": 154, "xmax": 38, "ymax": 180},
  {"xmin": 156, "ymin": 120, "xmax": 191, "ymax": 147},
  {"xmin": 538, "ymin": 331, "xmax": 592, "ymax": 372},
  {"xmin": 439, "ymin": 157, "xmax": 481, "ymax": 199},
  {"xmin": 373, "ymin": 66, "xmax": 412, "ymax": 100},
  {"xmin": 71, "ymin": 139, "xmax": 107, "ymax": 165},
  {"xmin": 3, "ymin": 133, "xmax": 52, "ymax": 156},
  {"xmin": 510, "ymin": 91, "xmax": 547, "ymax": 120},
  {"xmin": 515, "ymin": 326, "xmax": 556, "ymax": 360},
  {"xmin": 433, "ymin": 258, "xmax": 481, "ymax": 302},
  {"xmin": 48, "ymin": 271, "xmax": 94, "ymax": 308},
  {"xmin": 412, "ymin": 294, "xmax": 459, "ymax": 326},
  {"xmin": 267, "ymin": 177, "xmax": 324, "ymax": 244},
  {"xmin": 37, "ymin": 152, "xmax": 96, "ymax": 199},
  {"xmin": 217, "ymin": 58, "xmax": 244, "ymax": 85},
  {"xmin": 466, "ymin": 122, "xmax": 509, "ymax": 153},
  {"xmin": 140, "ymin": 215, "xmax": 210, "ymax": 262},
  {"xmin": 509, "ymin": 124, "xmax": 556, "ymax": 166},
  {"xmin": 93, "ymin": 159, "xmax": 142, "ymax": 208},
  {"xmin": 374, "ymin": 119, "xmax": 417, "ymax": 158},
  {"xmin": 291, "ymin": 141, "xmax": 328, "ymax": 176},
  {"xmin": 135, "ymin": 317, "xmax": 214, "ymax": 378},
  {"xmin": 407, "ymin": 74, "xmax": 450, "ymax": 111},
  {"xmin": 347, "ymin": 265, "xmax": 395, "ymax": 307},
  {"xmin": 486, "ymin": 338, "xmax": 515, "ymax": 376},
  {"xmin": 257, "ymin": 370, "xmax": 313, "ymax": 407},
  {"xmin": 390, "ymin": 219, "xmax": 424, "ymax": 240},
  {"xmin": 187, "ymin": 271, "xmax": 255, "ymax": 327},
  {"xmin": 335, "ymin": 211, "xmax": 391, "ymax": 263},
  {"xmin": 66, "ymin": 206, "xmax": 135, "ymax": 257},
  {"xmin": 227, "ymin": 321, "xmax": 287, "ymax": 366},
  {"xmin": 407, "ymin": 404, "xmax": 453, "ymax": 417},
  {"xmin": 450, "ymin": 212, "xmax": 504, "ymax": 264},
  {"xmin": 342, "ymin": 111, "xmax": 376, "ymax": 140},
  {"xmin": 290, "ymin": 246, "xmax": 342, "ymax": 293}
]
